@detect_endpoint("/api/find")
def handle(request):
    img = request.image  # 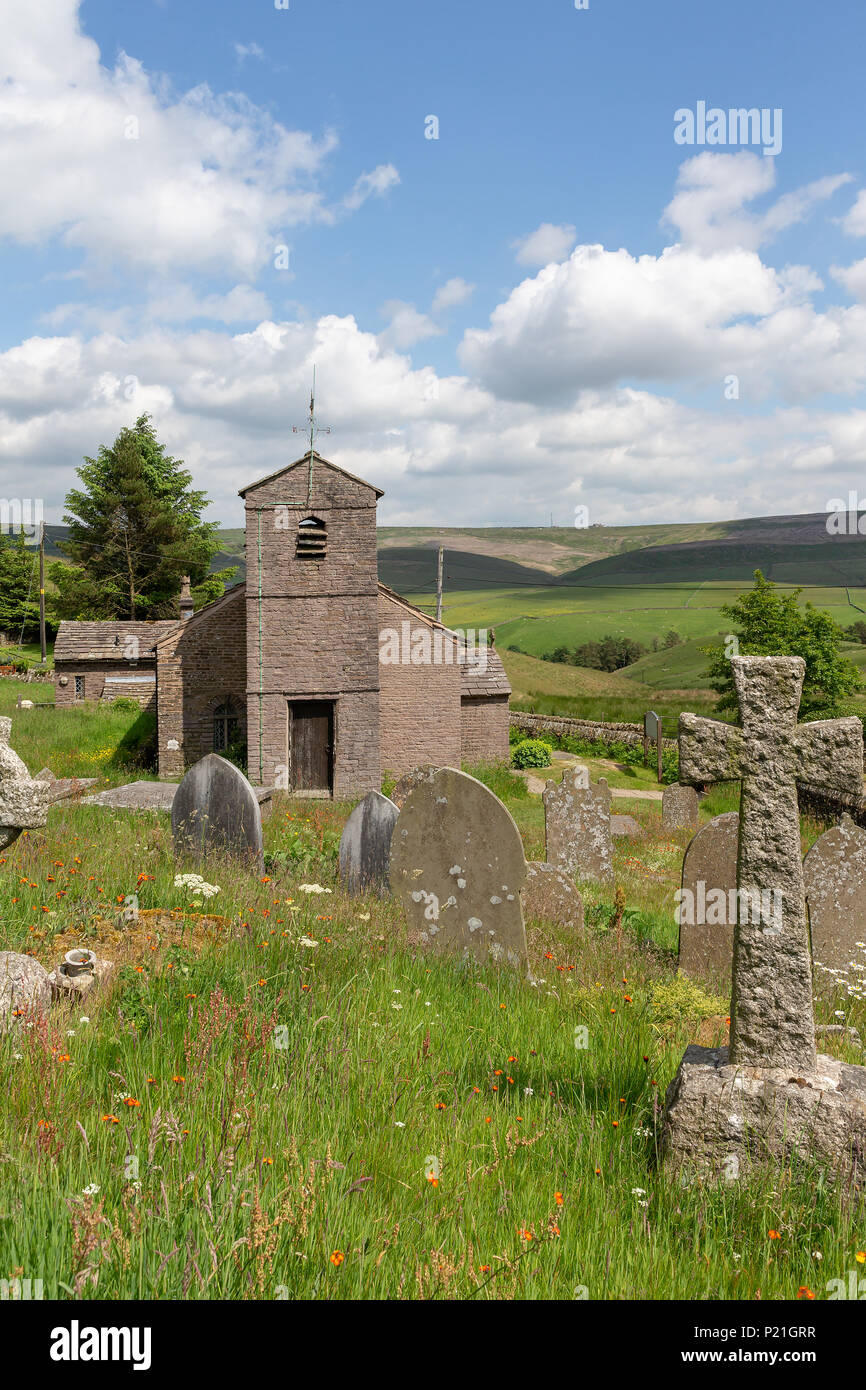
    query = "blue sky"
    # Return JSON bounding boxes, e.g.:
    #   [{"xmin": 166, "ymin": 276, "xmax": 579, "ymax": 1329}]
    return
[{"xmin": 3, "ymin": 0, "xmax": 866, "ymax": 527}]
